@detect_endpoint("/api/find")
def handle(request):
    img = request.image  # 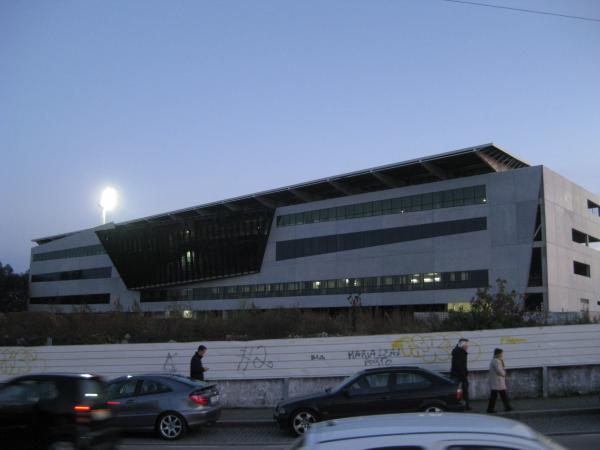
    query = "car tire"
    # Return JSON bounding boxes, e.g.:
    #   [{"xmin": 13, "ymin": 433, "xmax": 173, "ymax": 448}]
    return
[
  {"xmin": 157, "ymin": 412, "xmax": 187, "ymax": 440},
  {"xmin": 290, "ymin": 408, "xmax": 319, "ymax": 436},
  {"xmin": 47, "ymin": 441, "xmax": 76, "ymax": 450},
  {"xmin": 421, "ymin": 403, "xmax": 446, "ymax": 413}
]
